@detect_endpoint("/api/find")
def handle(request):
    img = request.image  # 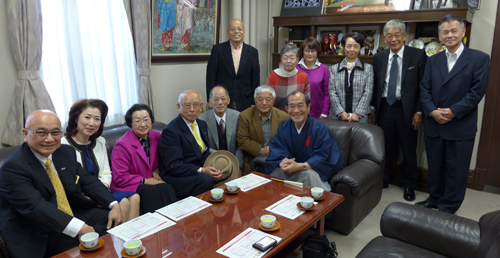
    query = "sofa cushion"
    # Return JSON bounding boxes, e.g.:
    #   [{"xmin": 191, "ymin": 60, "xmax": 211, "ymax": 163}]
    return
[
  {"xmin": 476, "ymin": 210, "xmax": 500, "ymax": 258},
  {"xmin": 356, "ymin": 236, "xmax": 448, "ymax": 258}
]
